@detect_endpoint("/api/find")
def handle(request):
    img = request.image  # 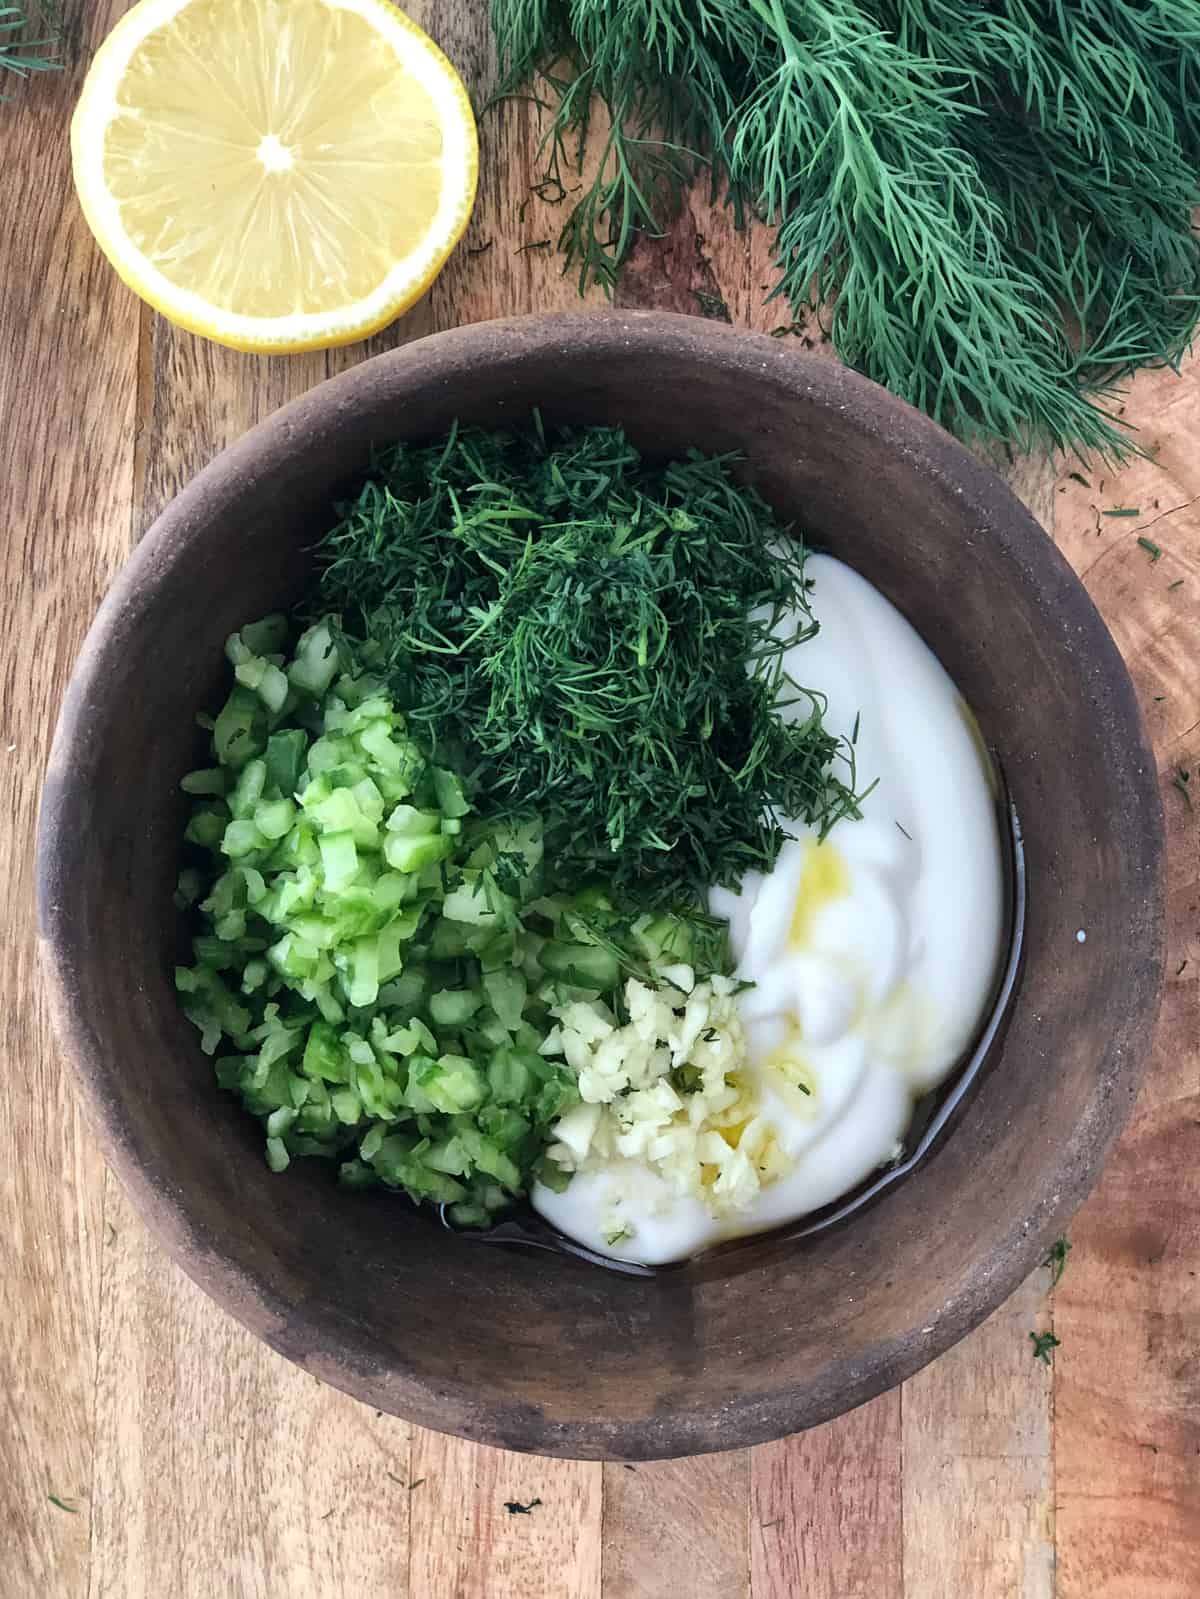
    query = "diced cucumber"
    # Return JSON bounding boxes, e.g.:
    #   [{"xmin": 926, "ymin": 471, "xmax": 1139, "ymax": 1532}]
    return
[
  {"xmin": 319, "ymin": 830, "xmax": 358, "ymax": 890},
  {"xmin": 222, "ymin": 818, "xmax": 267, "ymax": 860},
  {"xmin": 255, "ymin": 798, "xmax": 296, "ymax": 841},
  {"xmin": 181, "ymin": 613, "xmax": 713, "ymax": 1229},
  {"xmin": 384, "ymin": 804, "xmax": 441, "ymax": 838},
  {"xmin": 432, "ymin": 767, "xmax": 470, "ymax": 818},
  {"xmin": 483, "ymin": 968, "xmax": 527, "ymax": 1031},
  {"xmin": 181, "ymin": 768, "xmax": 228, "ymax": 797},
  {"xmin": 383, "ymin": 832, "xmax": 452, "ymax": 872},
  {"xmin": 430, "ymin": 988, "xmax": 483, "ymax": 1027},
  {"xmin": 539, "ymin": 941, "xmax": 622, "ymax": 990},
  {"xmin": 409, "ymin": 1054, "xmax": 485, "ymax": 1114},
  {"xmin": 288, "ymin": 621, "xmax": 340, "ymax": 697},
  {"xmin": 240, "ymin": 614, "xmax": 289, "ymax": 656},
  {"xmin": 441, "ymin": 871, "xmax": 516, "ymax": 925}
]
